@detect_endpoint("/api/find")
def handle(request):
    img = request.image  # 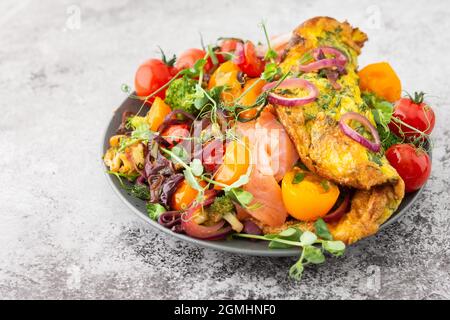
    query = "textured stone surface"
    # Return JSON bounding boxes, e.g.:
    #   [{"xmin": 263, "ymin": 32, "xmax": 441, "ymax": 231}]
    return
[{"xmin": 0, "ymin": 0, "xmax": 449, "ymax": 300}]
